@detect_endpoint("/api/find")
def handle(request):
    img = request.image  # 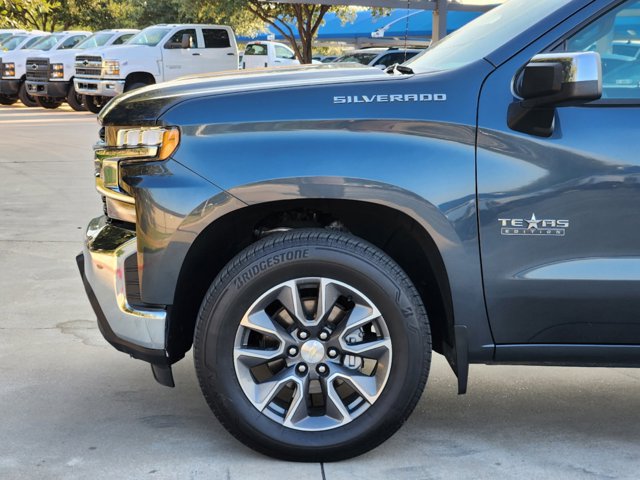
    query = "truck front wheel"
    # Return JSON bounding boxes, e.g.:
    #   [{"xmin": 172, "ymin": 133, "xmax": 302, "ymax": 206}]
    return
[
  {"xmin": 193, "ymin": 229, "xmax": 432, "ymax": 461},
  {"xmin": 35, "ymin": 97, "xmax": 62, "ymax": 109},
  {"xmin": 124, "ymin": 81, "xmax": 148, "ymax": 92},
  {"xmin": 0, "ymin": 95, "xmax": 17, "ymax": 105},
  {"xmin": 18, "ymin": 83, "xmax": 37, "ymax": 107},
  {"xmin": 83, "ymin": 95, "xmax": 105, "ymax": 114},
  {"xmin": 66, "ymin": 84, "xmax": 86, "ymax": 112}
]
